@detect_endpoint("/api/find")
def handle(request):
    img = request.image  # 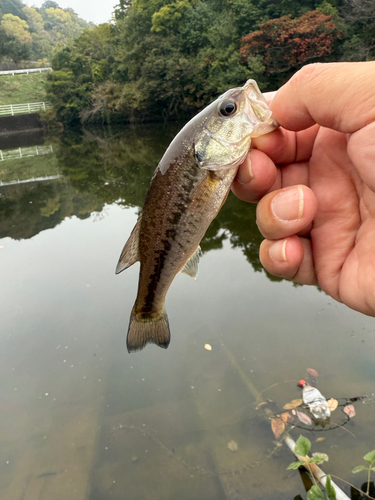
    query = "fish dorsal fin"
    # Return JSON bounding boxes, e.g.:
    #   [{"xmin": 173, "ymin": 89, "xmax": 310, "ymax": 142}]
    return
[
  {"xmin": 180, "ymin": 246, "xmax": 202, "ymax": 279},
  {"xmin": 115, "ymin": 215, "xmax": 141, "ymax": 274}
]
